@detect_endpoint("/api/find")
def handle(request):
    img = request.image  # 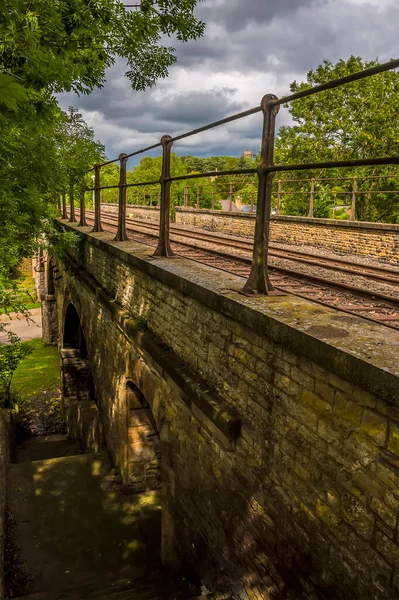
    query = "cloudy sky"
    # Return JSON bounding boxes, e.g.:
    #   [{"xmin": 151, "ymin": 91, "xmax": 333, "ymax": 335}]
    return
[{"xmin": 58, "ymin": 0, "xmax": 397, "ymax": 163}]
